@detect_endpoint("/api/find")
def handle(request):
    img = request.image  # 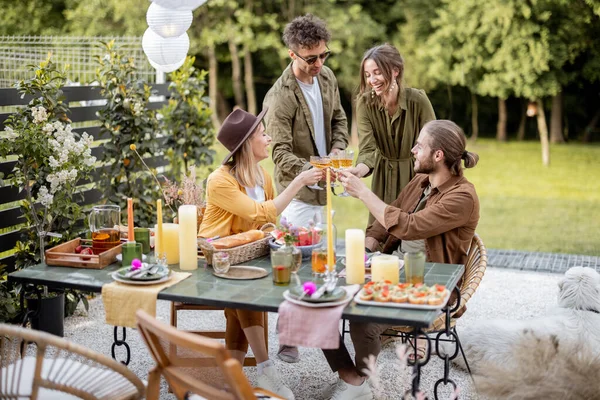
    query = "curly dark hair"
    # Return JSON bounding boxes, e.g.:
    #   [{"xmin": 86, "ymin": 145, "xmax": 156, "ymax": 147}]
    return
[{"xmin": 282, "ymin": 14, "xmax": 331, "ymax": 51}]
